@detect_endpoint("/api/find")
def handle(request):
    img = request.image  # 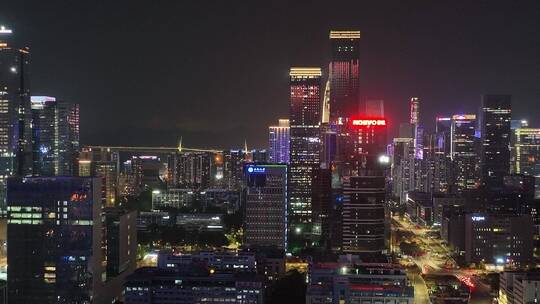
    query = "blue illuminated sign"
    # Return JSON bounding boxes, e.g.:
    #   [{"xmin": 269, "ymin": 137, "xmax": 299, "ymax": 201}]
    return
[{"xmin": 246, "ymin": 166, "xmax": 266, "ymax": 174}]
